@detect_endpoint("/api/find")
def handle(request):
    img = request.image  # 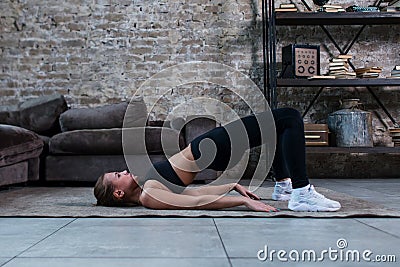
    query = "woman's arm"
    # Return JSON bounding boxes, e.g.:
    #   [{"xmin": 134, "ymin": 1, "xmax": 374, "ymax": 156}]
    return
[
  {"xmin": 182, "ymin": 183, "xmax": 261, "ymax": 200},
  {"xmin": 181, "ymin": 183, "xmax": 236, "ymax": 196},
  {"xmin": 139, "ymin": 187, "xmax": 277, "ymax": 212}
]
